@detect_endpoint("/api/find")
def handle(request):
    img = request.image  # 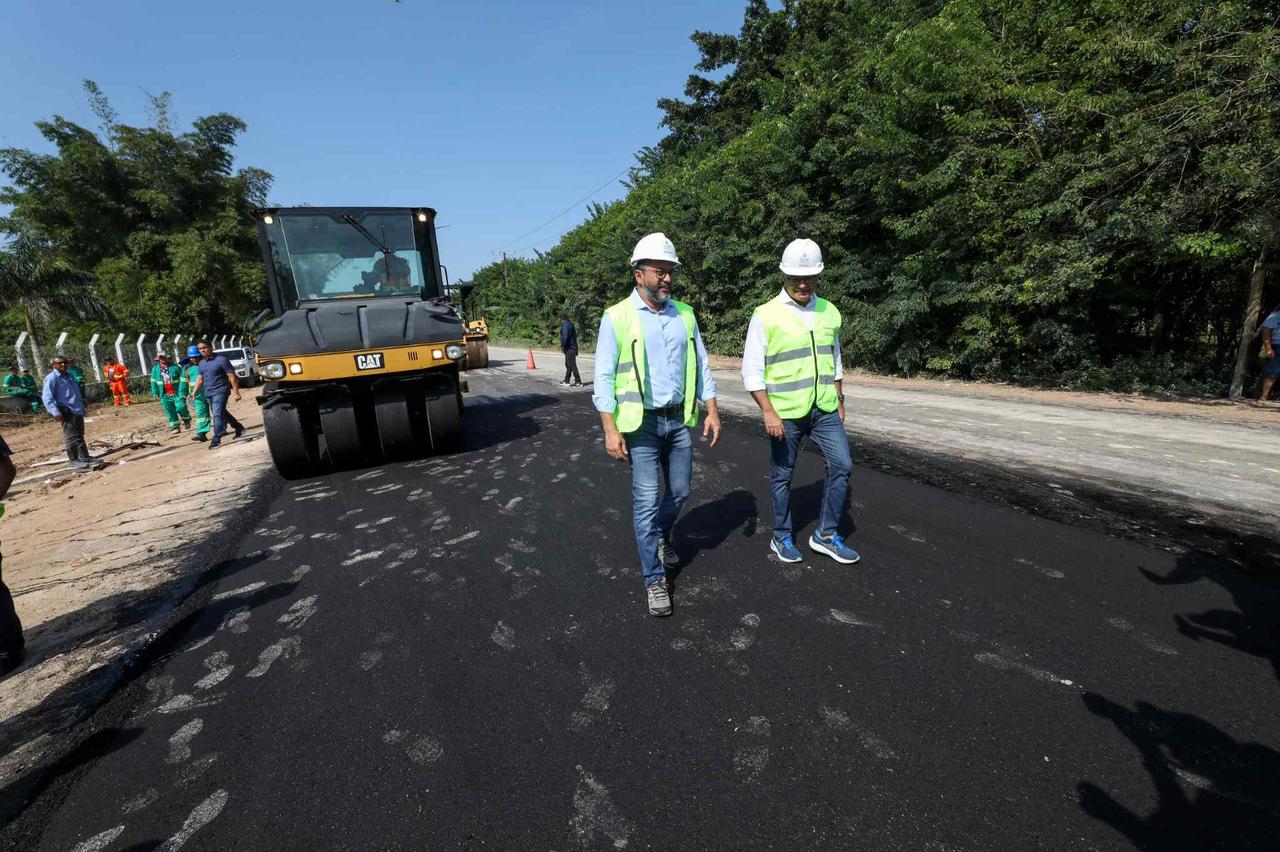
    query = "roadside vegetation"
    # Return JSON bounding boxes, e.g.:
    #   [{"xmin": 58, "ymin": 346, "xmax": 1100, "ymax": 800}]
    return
[
  {"xmin": 0, "ymin": 82, "xmax": 270, "ymax": 358},
  {"xmin": 472, "ymin": 1, "xmax": 1280, "ymax": 398}
]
